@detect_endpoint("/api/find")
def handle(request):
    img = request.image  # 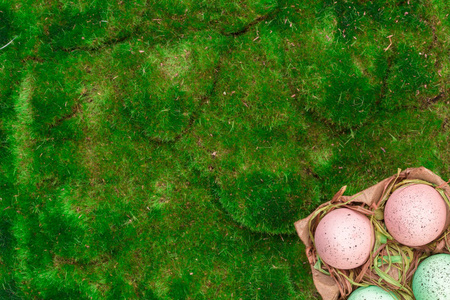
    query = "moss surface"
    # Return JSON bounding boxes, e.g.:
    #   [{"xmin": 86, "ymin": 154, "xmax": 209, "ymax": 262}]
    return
[{"xmin": 1, "ymin": 0, "xmax": 449, "ymax": 298}]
